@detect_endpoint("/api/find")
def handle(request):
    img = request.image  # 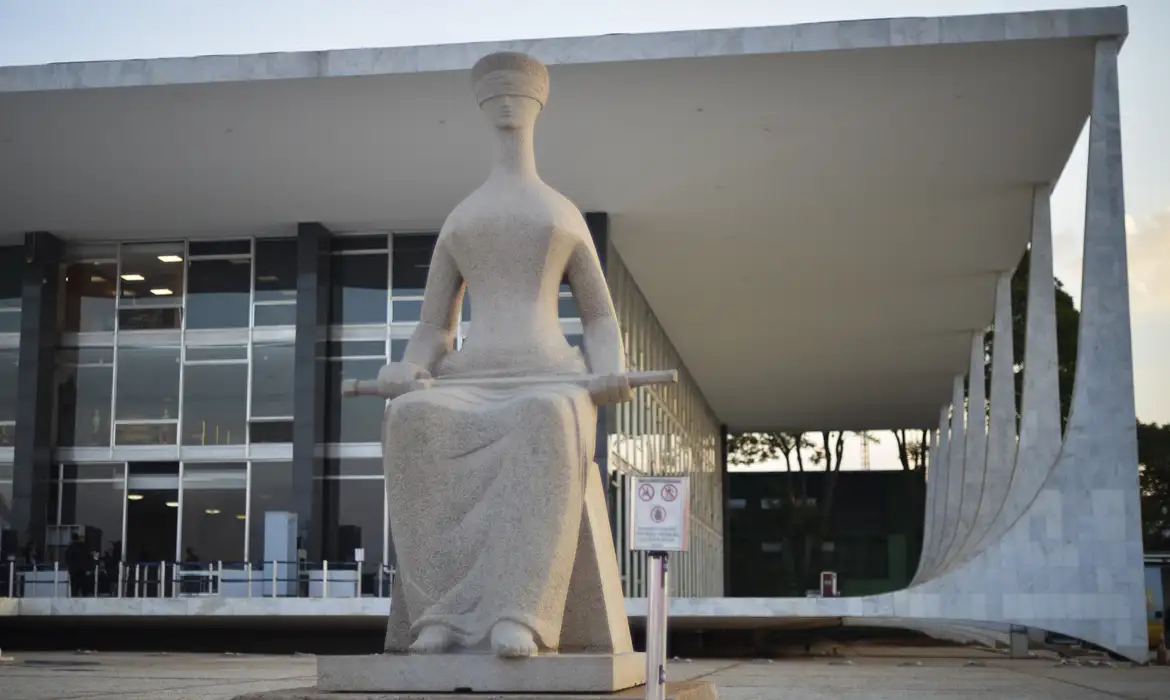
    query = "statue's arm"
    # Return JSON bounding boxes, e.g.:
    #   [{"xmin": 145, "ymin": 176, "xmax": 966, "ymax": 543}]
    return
[
  {"xmin": 565, "ymin": 237, "xmax": 626, "ymax": 377},
  {"xmin": 401, "ymin": 239, "xmax": 464, "ymax": 373}
]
